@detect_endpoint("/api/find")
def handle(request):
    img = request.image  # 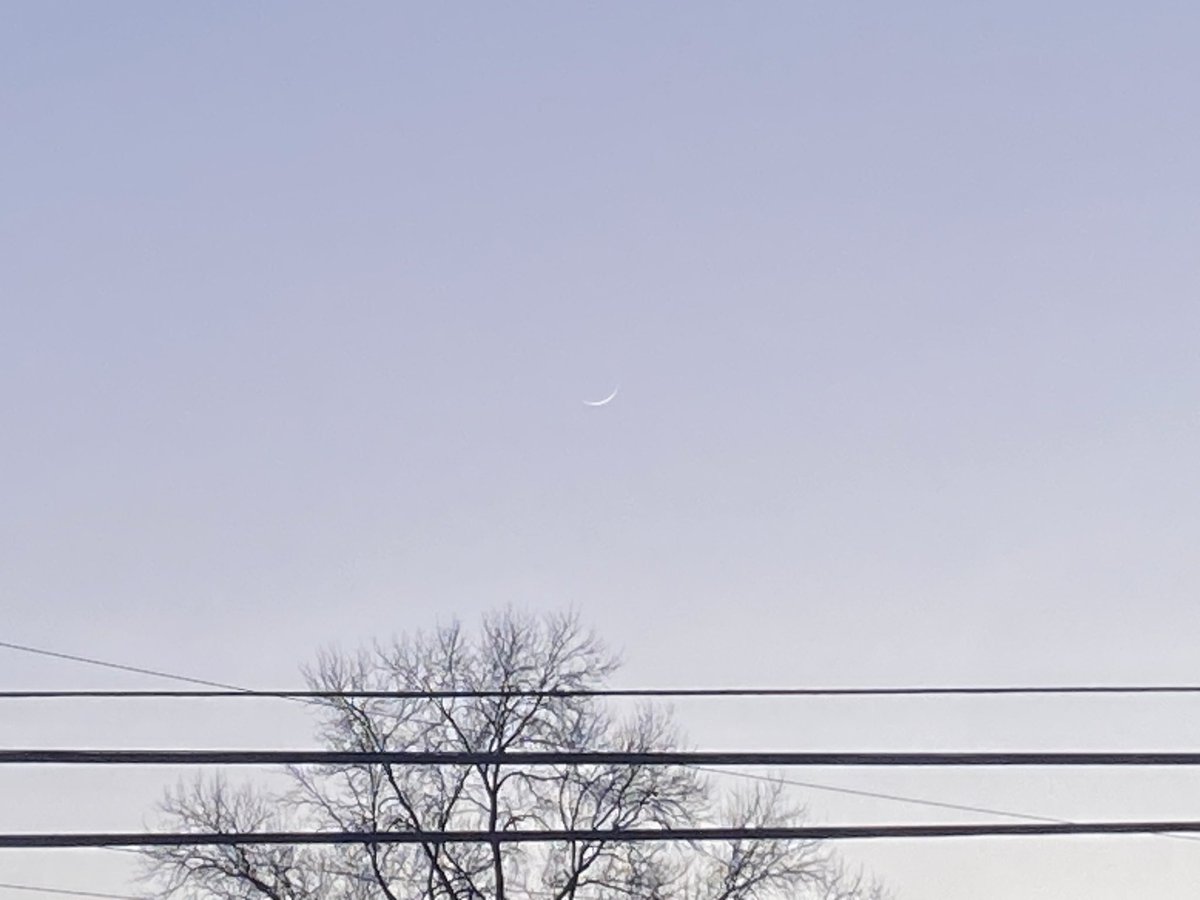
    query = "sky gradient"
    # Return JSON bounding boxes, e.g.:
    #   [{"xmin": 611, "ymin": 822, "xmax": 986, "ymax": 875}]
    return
[{"xmin": 3, "ymin": 3, "xmax": 1200, "ymax": 898}]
